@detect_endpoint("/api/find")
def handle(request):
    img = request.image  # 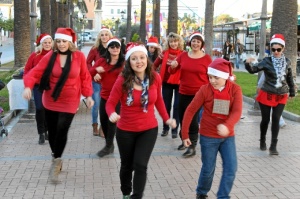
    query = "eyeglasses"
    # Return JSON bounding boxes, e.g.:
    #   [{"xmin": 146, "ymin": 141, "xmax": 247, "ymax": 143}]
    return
[
  {"xmin": 109, "ymin": 45, "xmax": 120, "ymax": 49},
  {"xmin": 271, "ymin": 48, "xmax": 282, "ymax": 52}
]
